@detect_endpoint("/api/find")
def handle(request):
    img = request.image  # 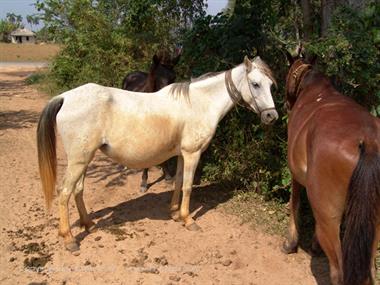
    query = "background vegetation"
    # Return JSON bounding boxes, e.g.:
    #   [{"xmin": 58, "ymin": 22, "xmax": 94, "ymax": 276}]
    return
[{"xmin": 24, "ymin": 0, "xmax": 379, "ymax": 202}]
